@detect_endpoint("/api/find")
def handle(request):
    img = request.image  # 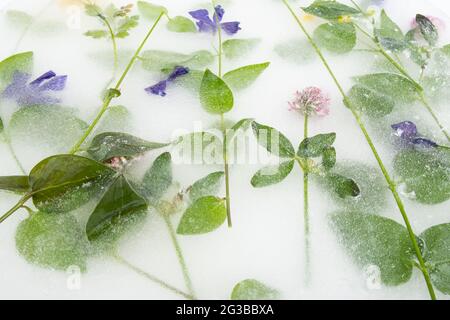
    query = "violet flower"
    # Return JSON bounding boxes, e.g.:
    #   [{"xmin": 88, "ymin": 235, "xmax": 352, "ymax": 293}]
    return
[
  {"xmin": 189, "ymin": 5, "xmax": 241, "ymax": 35},
  {"xmin": 2, "ymin": 71, "xmax": 67, "ymax": 106},
  {"xmin": 145, "ymin": 66, "xmax": 189, "ymax": 97},
  {"xmin": 288, "ymin": 87, "xmax": 330, "ymax": 117},
  {"xmin": 391, "ymin": 121, "xmax": 438, "ymax": 148}
]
